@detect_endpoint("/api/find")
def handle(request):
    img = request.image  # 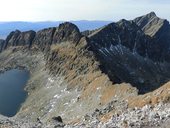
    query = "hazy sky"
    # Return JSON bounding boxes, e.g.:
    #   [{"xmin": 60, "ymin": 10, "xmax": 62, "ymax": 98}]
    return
[{"xmin": 0, "ymin": 0, "xmax": 169, "ymax": 21}]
